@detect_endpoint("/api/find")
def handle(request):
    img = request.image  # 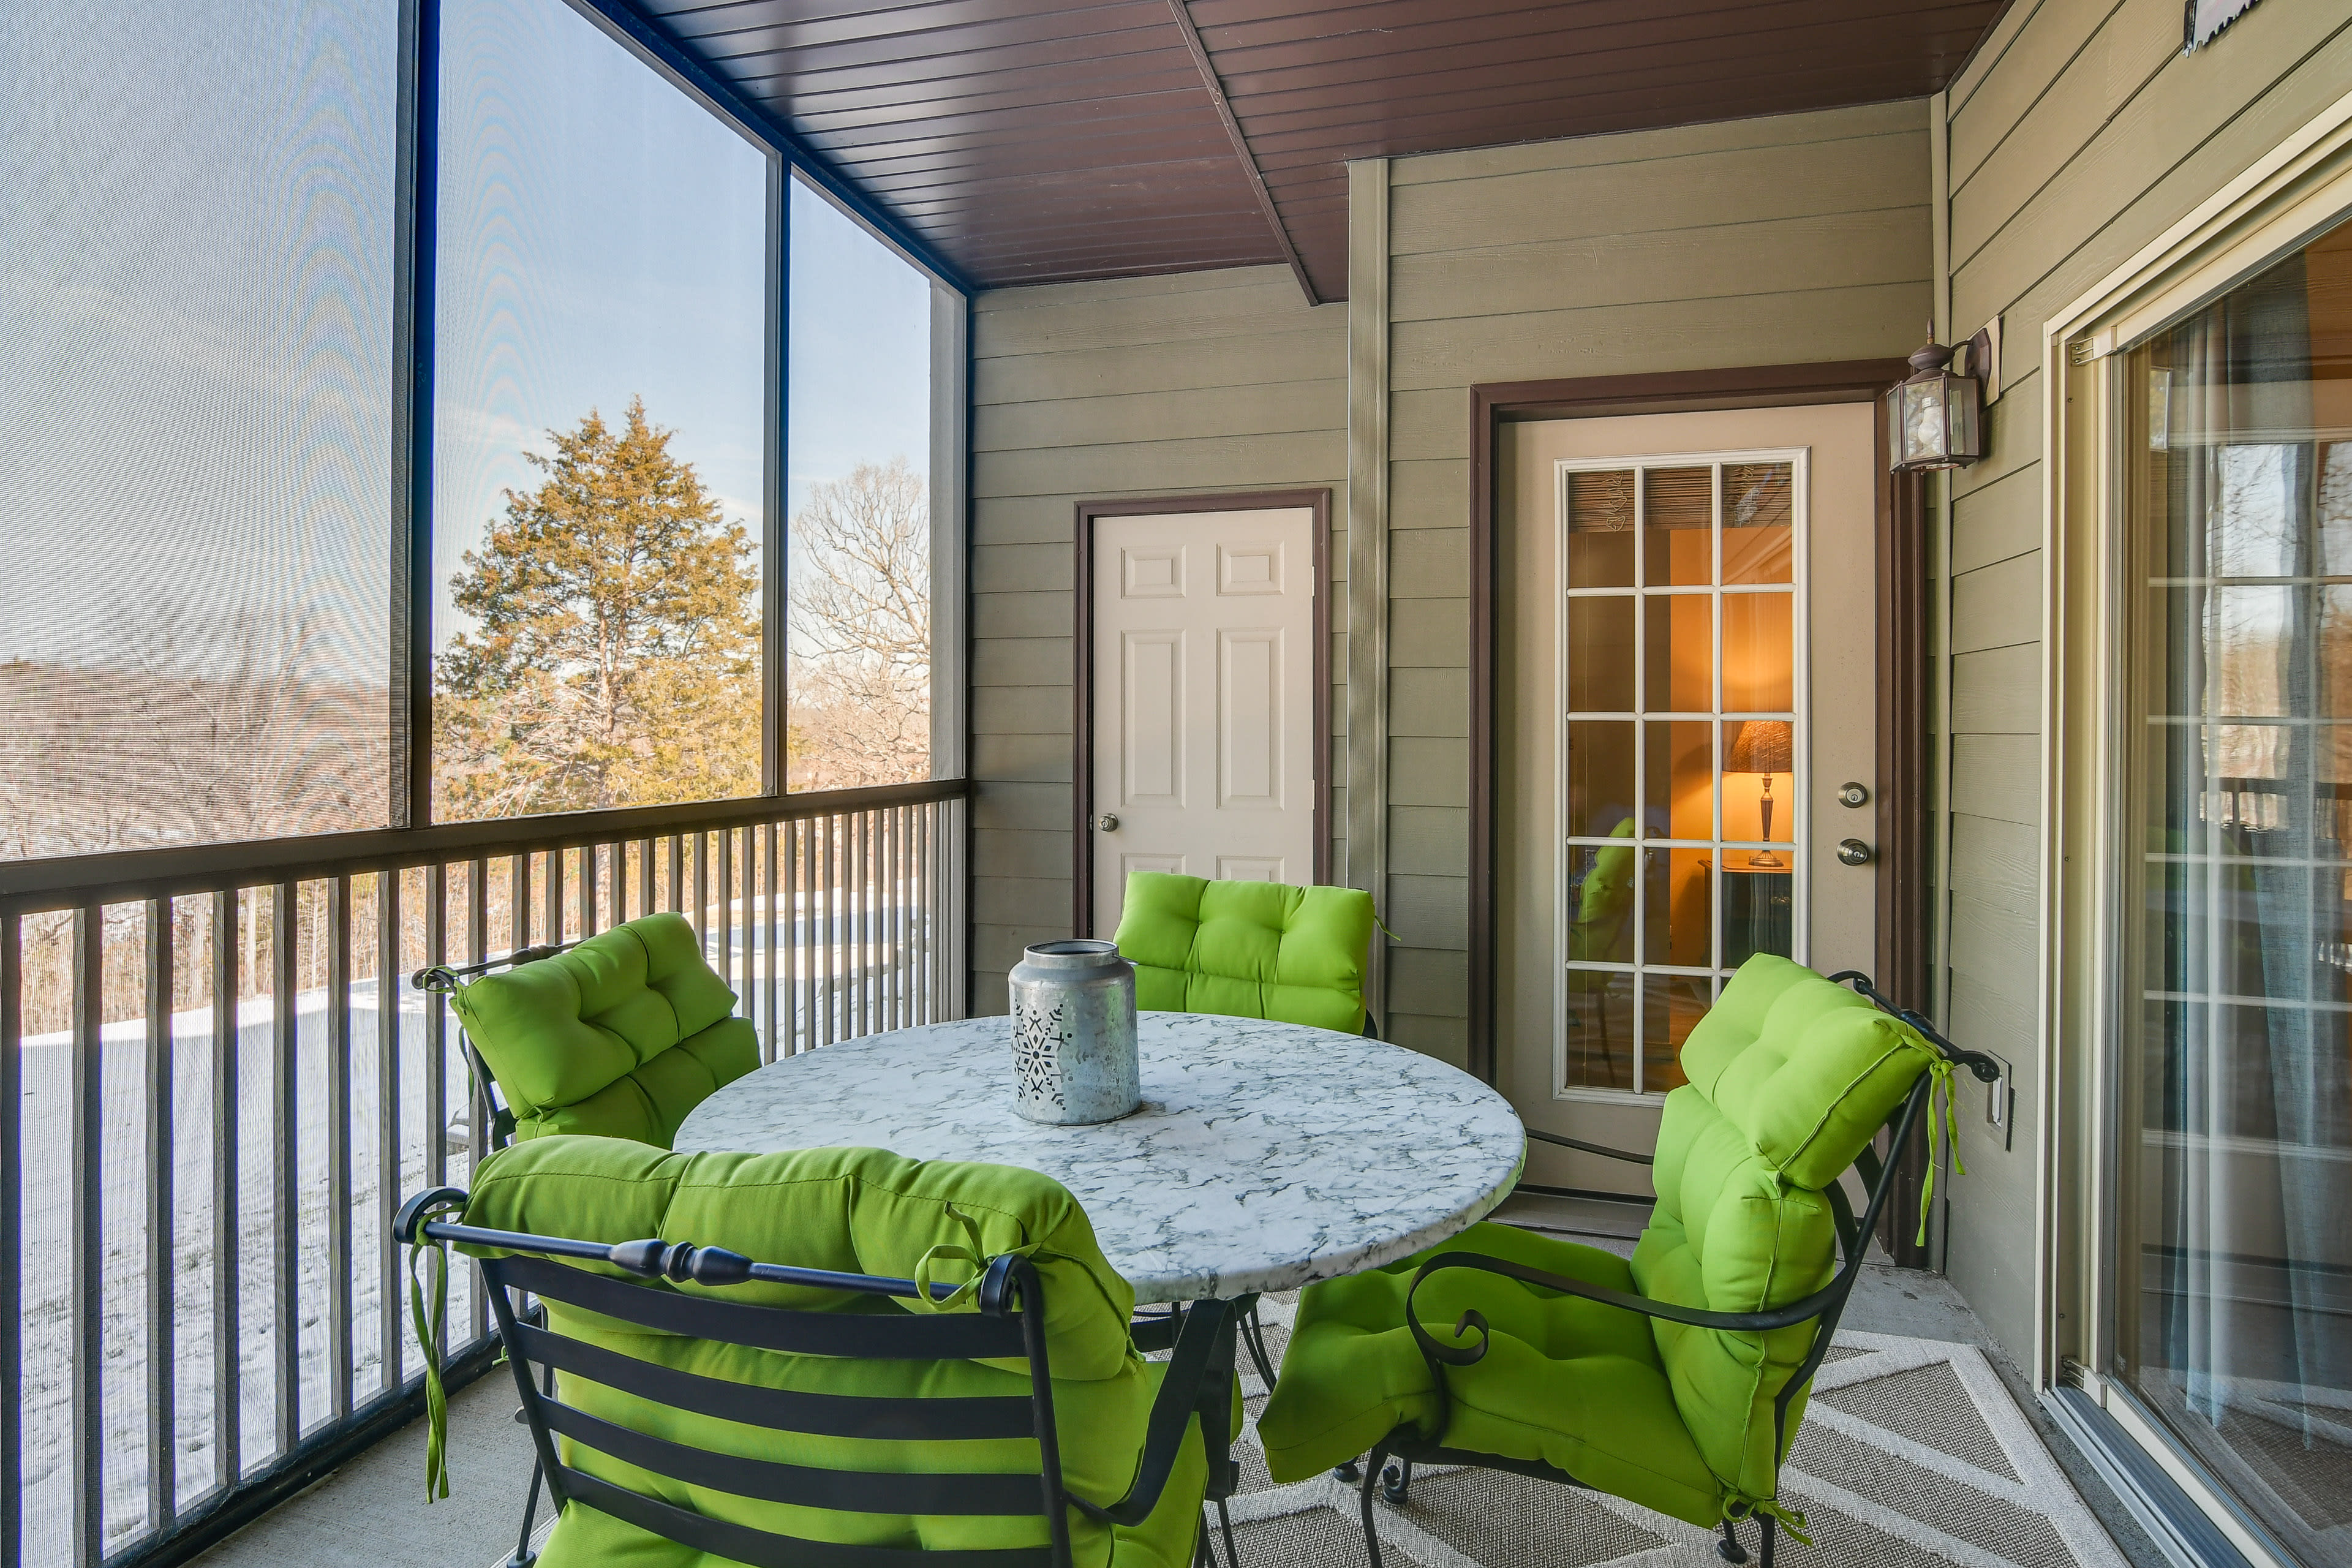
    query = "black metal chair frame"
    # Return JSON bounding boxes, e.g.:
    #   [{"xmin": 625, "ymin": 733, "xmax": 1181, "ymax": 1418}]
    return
[
  {"xmin": 412, "ymin": 943, "xmax": 579, "ymax": 1562},
  {"xmin": 415, "ymin": 941, "xmax": 578, "ymax": 1153},
  {"xmin": 396, "ymin": 1188, "xmax": 1243, "ymax": 1568},
  {"xmin": 1346, "ymin": 973, "xmax": 2001, "ymax": 1568}
]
